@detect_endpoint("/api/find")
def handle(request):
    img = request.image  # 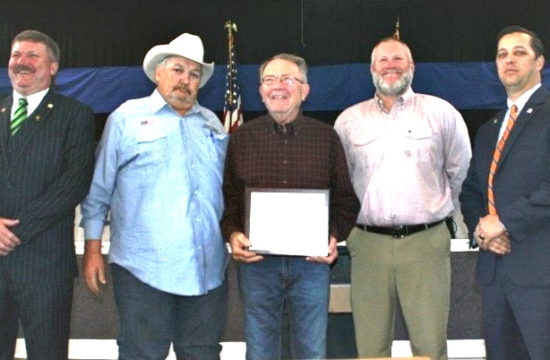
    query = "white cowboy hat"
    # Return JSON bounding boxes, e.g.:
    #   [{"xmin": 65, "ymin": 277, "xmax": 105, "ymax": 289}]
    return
[{"xmin": 143, "ymin": 33, "xmax": 214, "ymax": 88}]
